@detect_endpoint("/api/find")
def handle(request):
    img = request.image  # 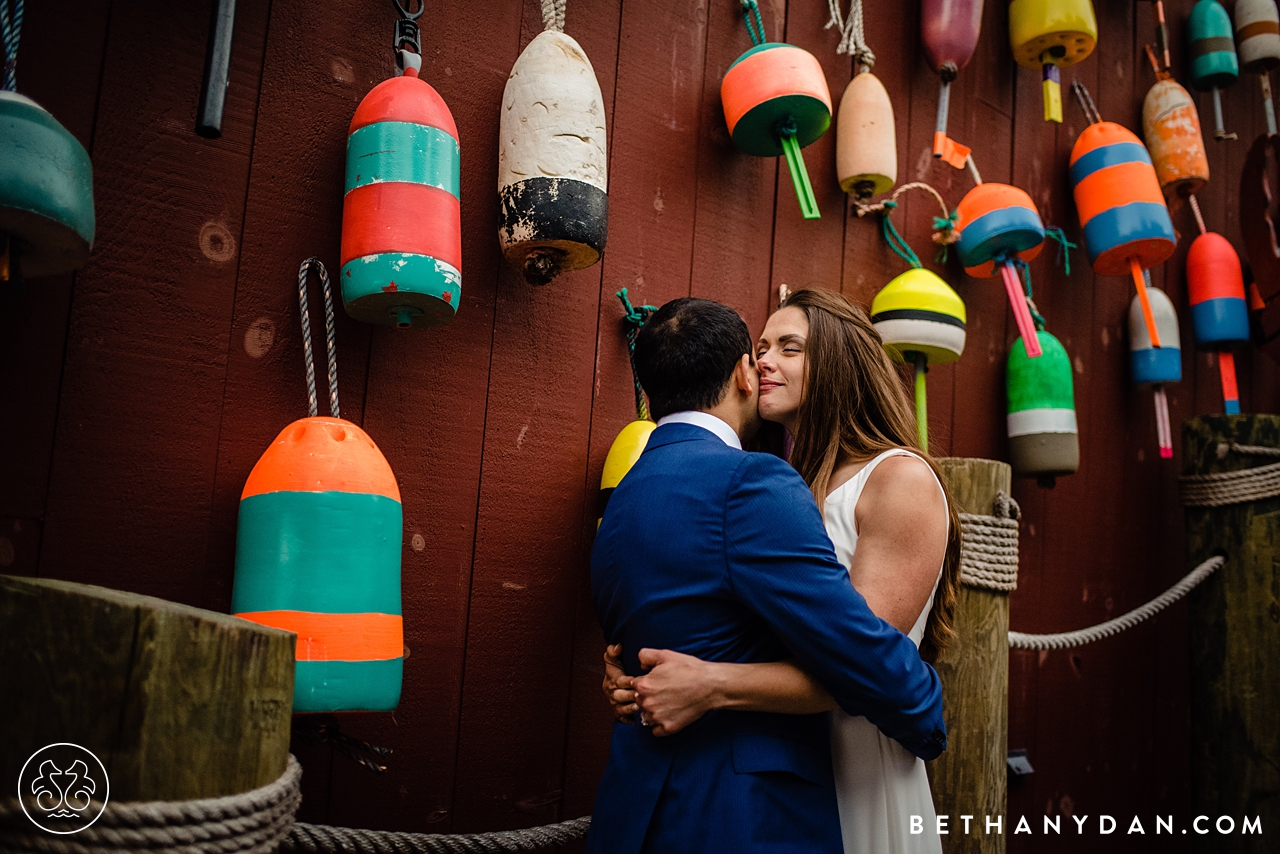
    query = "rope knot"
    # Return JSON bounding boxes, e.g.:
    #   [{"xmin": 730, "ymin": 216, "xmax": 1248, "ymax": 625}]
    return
[
  {"xmin": 993, "ymin": 491, "xmax": 1021, "ymax": 522},
  {"xmin": 616, "ymin": 290, "xmax": 657, "ymax": 421}
]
